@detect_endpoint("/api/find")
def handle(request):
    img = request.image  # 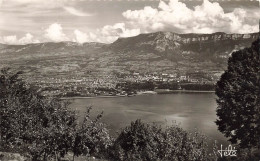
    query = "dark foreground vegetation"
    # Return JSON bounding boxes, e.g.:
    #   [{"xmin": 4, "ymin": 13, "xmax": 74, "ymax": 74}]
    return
[{"xmin": 215, "ymin": 38, "xmax": 260, "ymax": 160}]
